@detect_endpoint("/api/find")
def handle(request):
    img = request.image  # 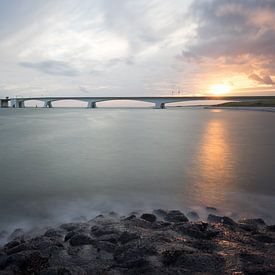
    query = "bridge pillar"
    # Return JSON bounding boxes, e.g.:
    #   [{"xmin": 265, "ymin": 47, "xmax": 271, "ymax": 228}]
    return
[
  {"xmin": 43, "ymin": 101, "xmax": 53, "ymax": 108},
  {"xmin": 0, "ymin": 98, "xmax": 9, "ymax": 108},
  {"xmin": 10, "ymin": 99, "xmax": 25, "ymax": 108},
  {"xmin": 87, "ymin": 101, "xmax": 97, "ymax": 108},
  {"xmin": 154, "ymin": 102, "xmax": 166, "ymax": 109}
]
